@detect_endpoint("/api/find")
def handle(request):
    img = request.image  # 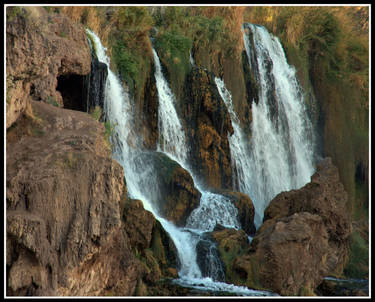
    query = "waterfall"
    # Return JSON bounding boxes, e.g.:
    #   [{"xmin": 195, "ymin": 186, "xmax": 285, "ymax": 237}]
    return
[
  {"xmin": 152, "ymin": 47, "xmax": 241, "ymax": 281},
  {"xmin": 215, "ymin": 23, "xmax": 316, "ymax": 227},
  {"xmin": 87, "ymin": 28, "xmax": 275, "ymax": 296},
  {"xmin": 86, "ymin": 29, "xmax": 202, "ymax": 281}
]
